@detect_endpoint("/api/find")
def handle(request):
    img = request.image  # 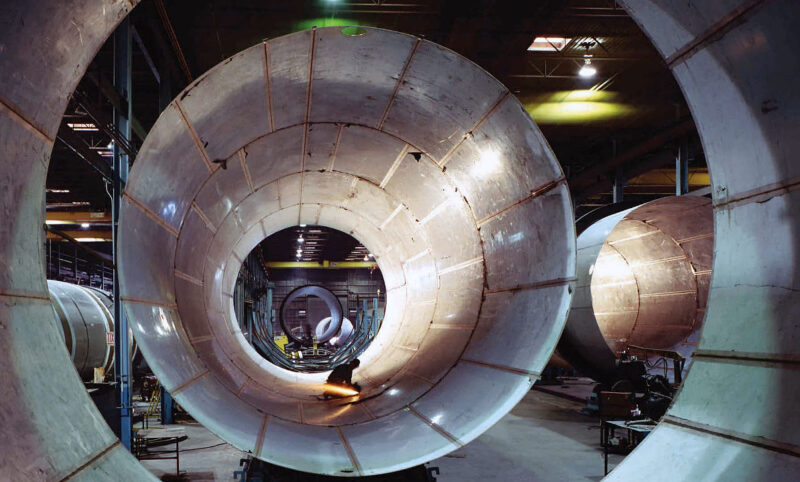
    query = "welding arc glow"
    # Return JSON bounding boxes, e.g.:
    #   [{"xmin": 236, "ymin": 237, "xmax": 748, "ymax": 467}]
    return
[{"xmin": 323, "ymin": 383, "xmax": 360, "ymax": 397}]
